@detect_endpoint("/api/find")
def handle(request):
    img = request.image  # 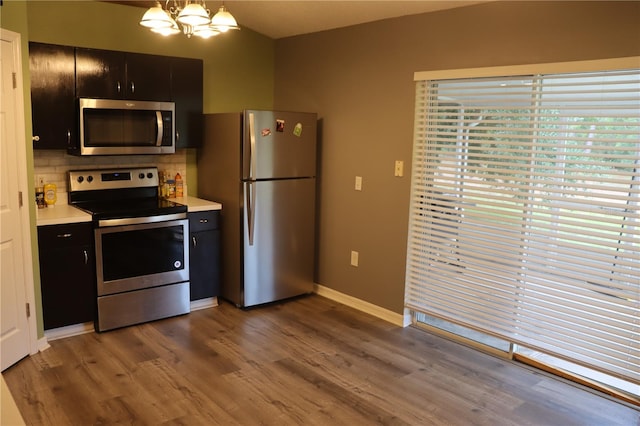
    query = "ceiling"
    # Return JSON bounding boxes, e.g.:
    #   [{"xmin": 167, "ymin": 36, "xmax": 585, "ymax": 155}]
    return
[{"xmin": 107, "ymin": 1, "xmax": 488, "ymax": 39}]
